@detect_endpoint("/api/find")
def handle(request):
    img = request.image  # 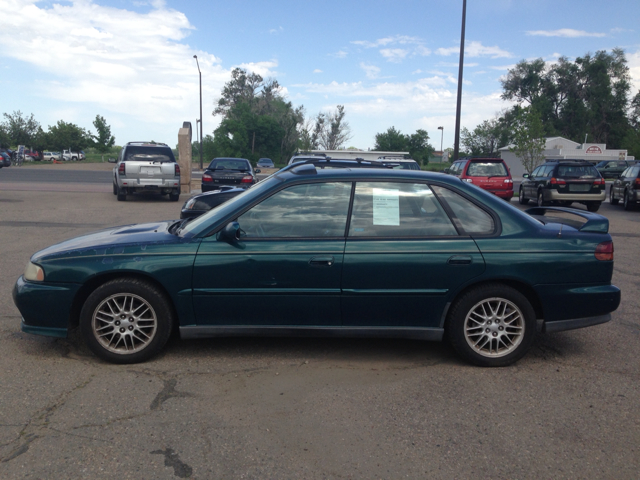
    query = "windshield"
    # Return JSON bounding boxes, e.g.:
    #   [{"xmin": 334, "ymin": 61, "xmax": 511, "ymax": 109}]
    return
[
  {"xmin": 466, "ymin": 162, "xmax": 508, "ymax": 177},
  {"xmin": 180, "ymin": 176, "xmax": 280, "ymax": 236},
  {"xmin": 209, "ymin": 159, "xmax": 250, "ymax": 171}
]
